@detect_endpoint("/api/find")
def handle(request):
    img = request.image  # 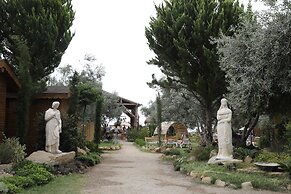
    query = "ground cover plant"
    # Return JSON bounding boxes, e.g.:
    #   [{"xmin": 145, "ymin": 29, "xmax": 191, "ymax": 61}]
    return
[{"xmin": 0, "ymin": 160, "xmax": 54, "ymax": 193}]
